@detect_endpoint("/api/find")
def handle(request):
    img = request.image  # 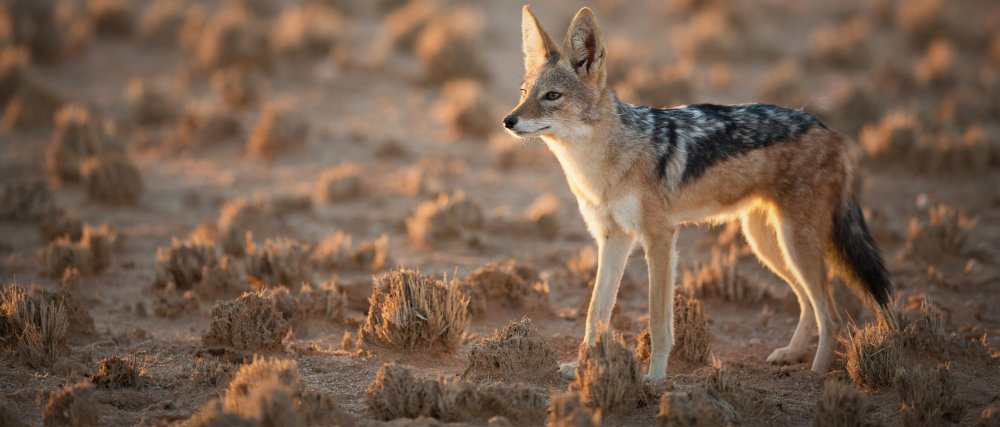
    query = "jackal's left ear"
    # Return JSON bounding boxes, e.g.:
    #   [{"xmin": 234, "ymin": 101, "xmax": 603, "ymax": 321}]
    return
[
  {"xmin": 563, "ymin": 7, "xmax": 606, "ymax": 86},
  {"xmin": 522, "ymin": 6, "xmax": 559, "ymax": 73}
]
